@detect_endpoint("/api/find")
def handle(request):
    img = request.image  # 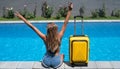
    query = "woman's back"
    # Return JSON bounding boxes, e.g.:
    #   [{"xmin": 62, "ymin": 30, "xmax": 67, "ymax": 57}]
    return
[{"xmin": 45, "ymin": 23, "xmax": 61, "ymax": 53}]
